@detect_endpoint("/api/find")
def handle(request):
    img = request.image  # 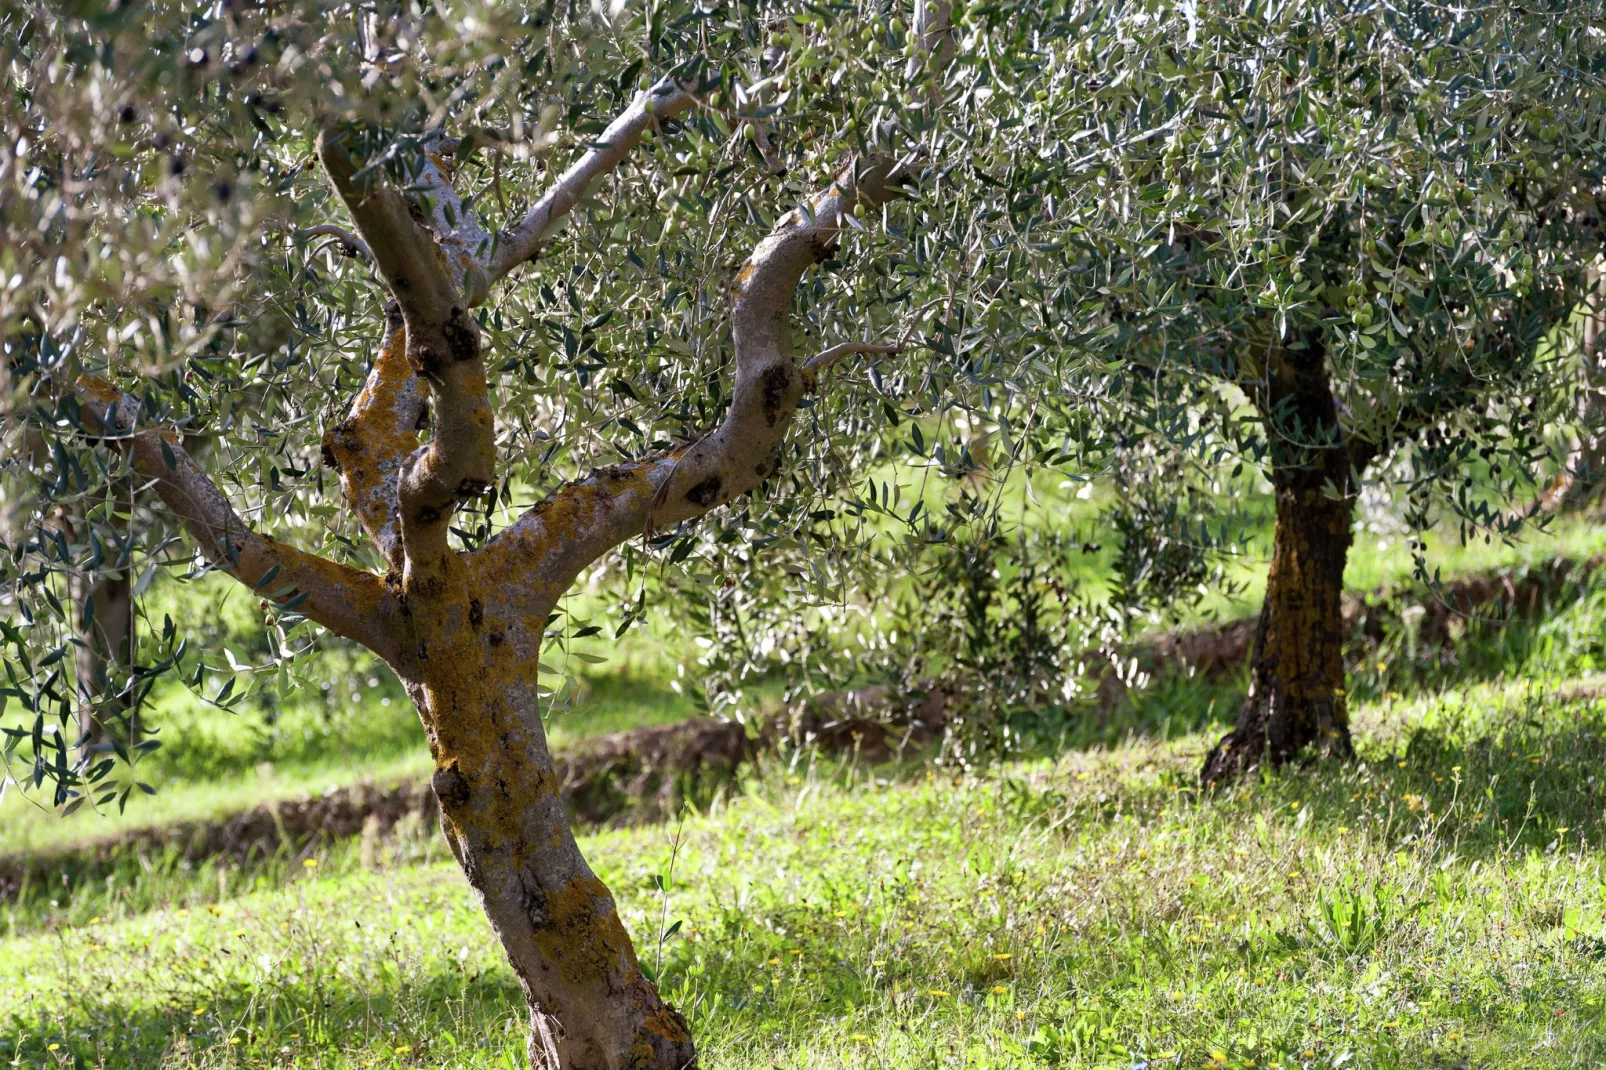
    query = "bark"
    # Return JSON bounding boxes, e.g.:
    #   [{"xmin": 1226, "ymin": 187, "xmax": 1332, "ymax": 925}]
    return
[
  {"xmin": 70, "ymin": 10, "xmax": 955, "ymax": 1062},
  {"xmin": 410, "ymin": 587, "xmax": 697, "ymax": 1068},
  {"xmin": 1200, "ymin": 336, "xmax": 1372, "ymax": 787},
  {"xmin": 72, "ymin": 568, "xmax": 132, "ymax": 752},
  {"xmin": 1199, "ymin": 478, "xmax": 1356, "ymax": 785},
  {"xmin": 408, "ymin": 150, "xmax": 919, "ymax": 1070}
]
